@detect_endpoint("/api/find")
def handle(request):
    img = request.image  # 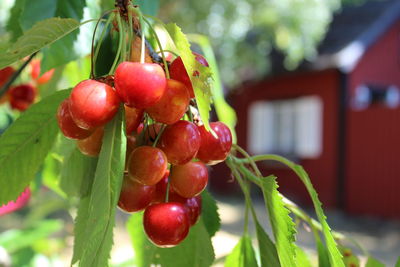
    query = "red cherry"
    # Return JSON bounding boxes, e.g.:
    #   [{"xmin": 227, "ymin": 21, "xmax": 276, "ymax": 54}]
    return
[
  {"xmin": 69, "ymin": 79, "xmax": 120, "ymax": 129},
  {"xmin": 146, "ymin": 79, "xmax": 190, "ymax": 125},
  {"xmin": 0, "ymin": 66, "xmax": 14, "ymax": 87},
  {"xmin": 128, "ymin": 146, "xmax": 167, "ymax": 185},
  {"xmin": 170, "ymin": 162, "xmax": 208, "ymax": 198},
  {"xmin": 57, "ymin": 98, "xmax": 93, "ymax": 139},
  {"xmin": 30, "ymin": 59, "xmax": 54, "ymax": 84},
  {"xmin": 125, "ymin": 105, "xmax": 143, "ymax": 134},
  {"xmin": 183, "ymin": 195, "xmax": 202, "ymax": 226},
  {"xmin": 152, "ymin": 171, "xmax": 173, "ymax": 204},
  {"xmin": 197, "ymin": 122, "xmax": 232, "ymax": 165},
  {"xmin": 114, "ymin": 62, "xmax": 166, "ymax": 108},
  {"xmin": 77, "ymin": 127, "xmax": 104, "ymax": 157},
  {"xmin": 118, "ymin": 174, "xmax": 155, "ymax": 213},
  {"xmin": 8, "ymin": 84, "xmax": 37, "ymax": 111},
  {"xmin": 143, "ymin": 202, "xmax": 190, "ymax": 247},
  {"xmin": 158, "ymin": 121, "xmax": 200, "ymax": 165},
  {"xmin": 170, "ymin": 52, "xmax": 209, "ymax": 98}
]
